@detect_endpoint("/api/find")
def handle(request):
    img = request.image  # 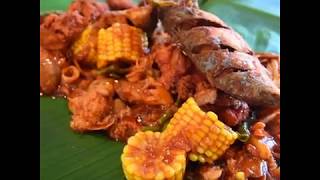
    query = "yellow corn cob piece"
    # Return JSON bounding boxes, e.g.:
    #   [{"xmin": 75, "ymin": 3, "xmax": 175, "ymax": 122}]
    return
[
  {"xmin": 162, "ymin": 98, "xmax": 238, "ymax": 163},
  {"xmin": 97, "ymin": 23, "xmax": 148, "ymax": 68},
  {"xmin": 122, "ymin": 131, "xmax": 186, "ymax": 180},
  {"xmin": 121, "ymin": 98, "xmax": 238, "ymax": 179},
  {"xmin": 72, "ymin": 26, "xmax": 98, "ymax": 65},
  {"xmin": 72, "ymin": 23, "xmax": 148, "ymax": 68}
]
